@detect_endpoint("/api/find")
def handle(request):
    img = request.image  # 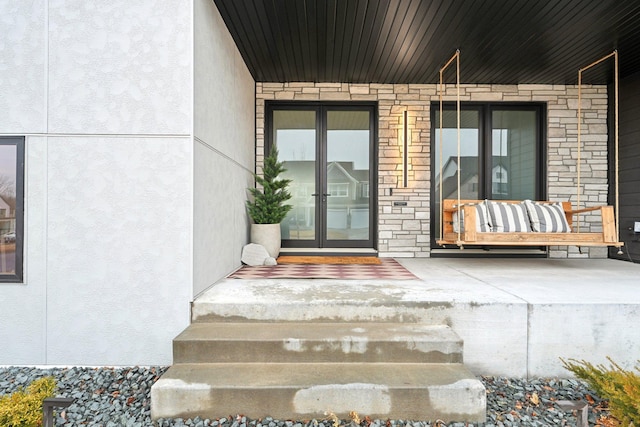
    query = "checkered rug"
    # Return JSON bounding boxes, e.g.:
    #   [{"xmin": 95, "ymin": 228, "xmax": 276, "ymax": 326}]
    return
[{"xmin": 228, "ymin": 258, "xmax": 417, "ymax": 280}]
